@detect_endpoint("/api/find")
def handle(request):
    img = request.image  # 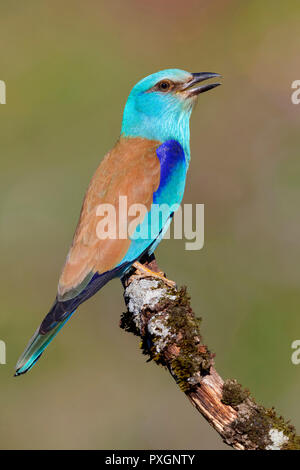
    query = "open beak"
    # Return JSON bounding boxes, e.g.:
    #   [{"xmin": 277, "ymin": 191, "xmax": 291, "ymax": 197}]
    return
[{"xmin": 181, "ymin": 72, "xmax": 221, "ymax": 96}]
